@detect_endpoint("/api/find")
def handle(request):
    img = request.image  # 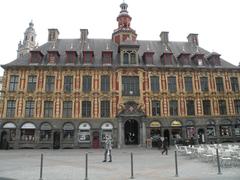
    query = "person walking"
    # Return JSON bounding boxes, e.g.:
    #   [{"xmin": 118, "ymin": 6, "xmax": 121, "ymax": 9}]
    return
[
  {"xmin": 102, "ymin": 135, "xmax": 112, "ymax": 162},
  {"xmin": 161, "ymin": 137, "xmax": 168, "ymax": 155}
]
